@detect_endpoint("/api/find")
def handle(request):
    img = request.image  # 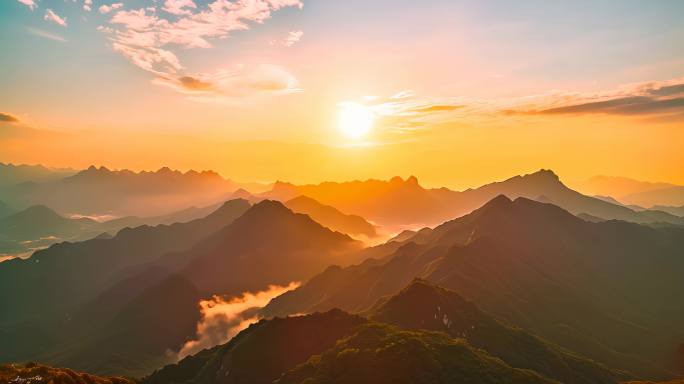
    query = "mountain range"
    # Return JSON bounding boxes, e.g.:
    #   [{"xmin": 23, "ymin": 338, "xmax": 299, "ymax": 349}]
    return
[
  {"xmin": 262, "ymin": 195, "xmax": 684, "ymax": 378},
  {"xmin": 0, "ymin": 162, "xmax": 75, "ymax": 188},
  {"xmin": 573, "ymin": 176, "xmax": 684, "ymax": 207},
  {"xmin": 261, "ymin": 170, "xmax": 684, "ymax": 229},
  {"xmin": 0, "ymin": 199, "xmax": 252, "ymax": 362},
  {"xmin": 0, "ymin": 201, "xmax": 232, "ymax": 261},
  {"xmin": 2, "ymin": 200, "xmax": 363, "ymax": 377},
  {"xmin": 143, "ymin": 279, "xmax": 630, "ymax": 384},
  {"xmin": 3, "ymin": 166, "xmax": 684, "ymax": 383},
  {"xmin": 0, "ymin": 165, "xmax": 263, "ymax": 217}
]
